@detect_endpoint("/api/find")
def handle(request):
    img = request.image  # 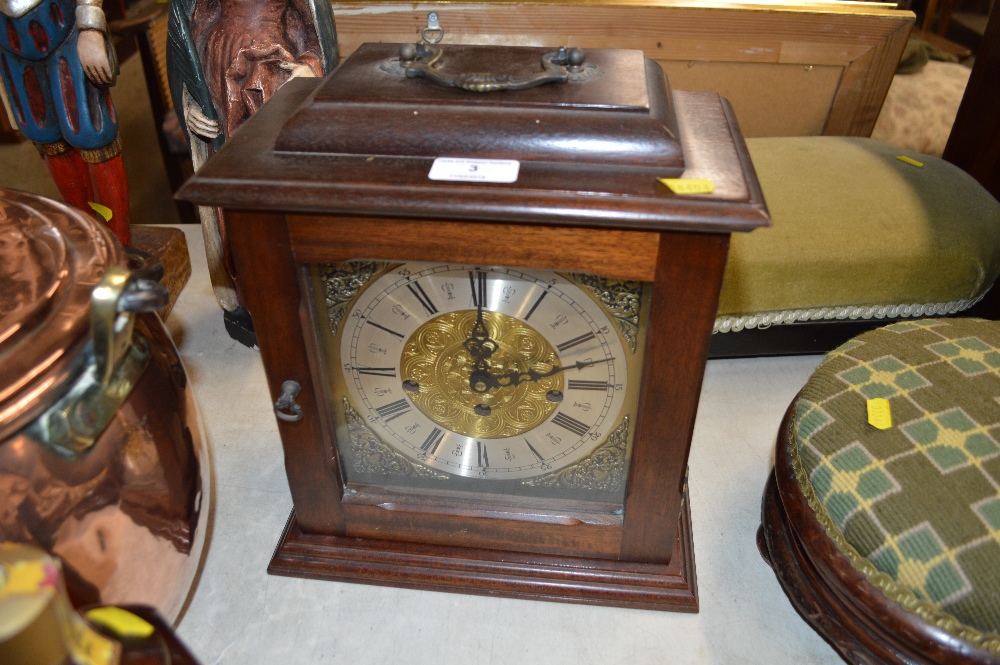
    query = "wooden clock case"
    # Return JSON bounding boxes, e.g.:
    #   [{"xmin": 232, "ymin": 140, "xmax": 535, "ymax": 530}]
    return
[{"xmin": 178, "ymin": 43, "xmax": 769, "ymax": 611}]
